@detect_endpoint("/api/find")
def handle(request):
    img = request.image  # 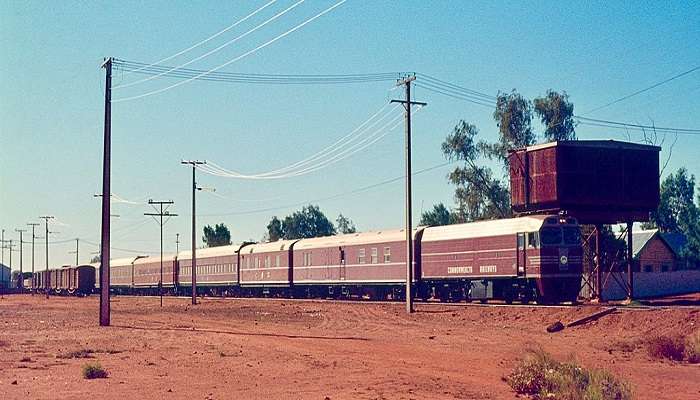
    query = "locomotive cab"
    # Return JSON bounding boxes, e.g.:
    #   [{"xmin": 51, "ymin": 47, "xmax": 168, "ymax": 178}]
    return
[{"xmin": 524, "ymin": 216, "xmax": 582, "ymax": 303}]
